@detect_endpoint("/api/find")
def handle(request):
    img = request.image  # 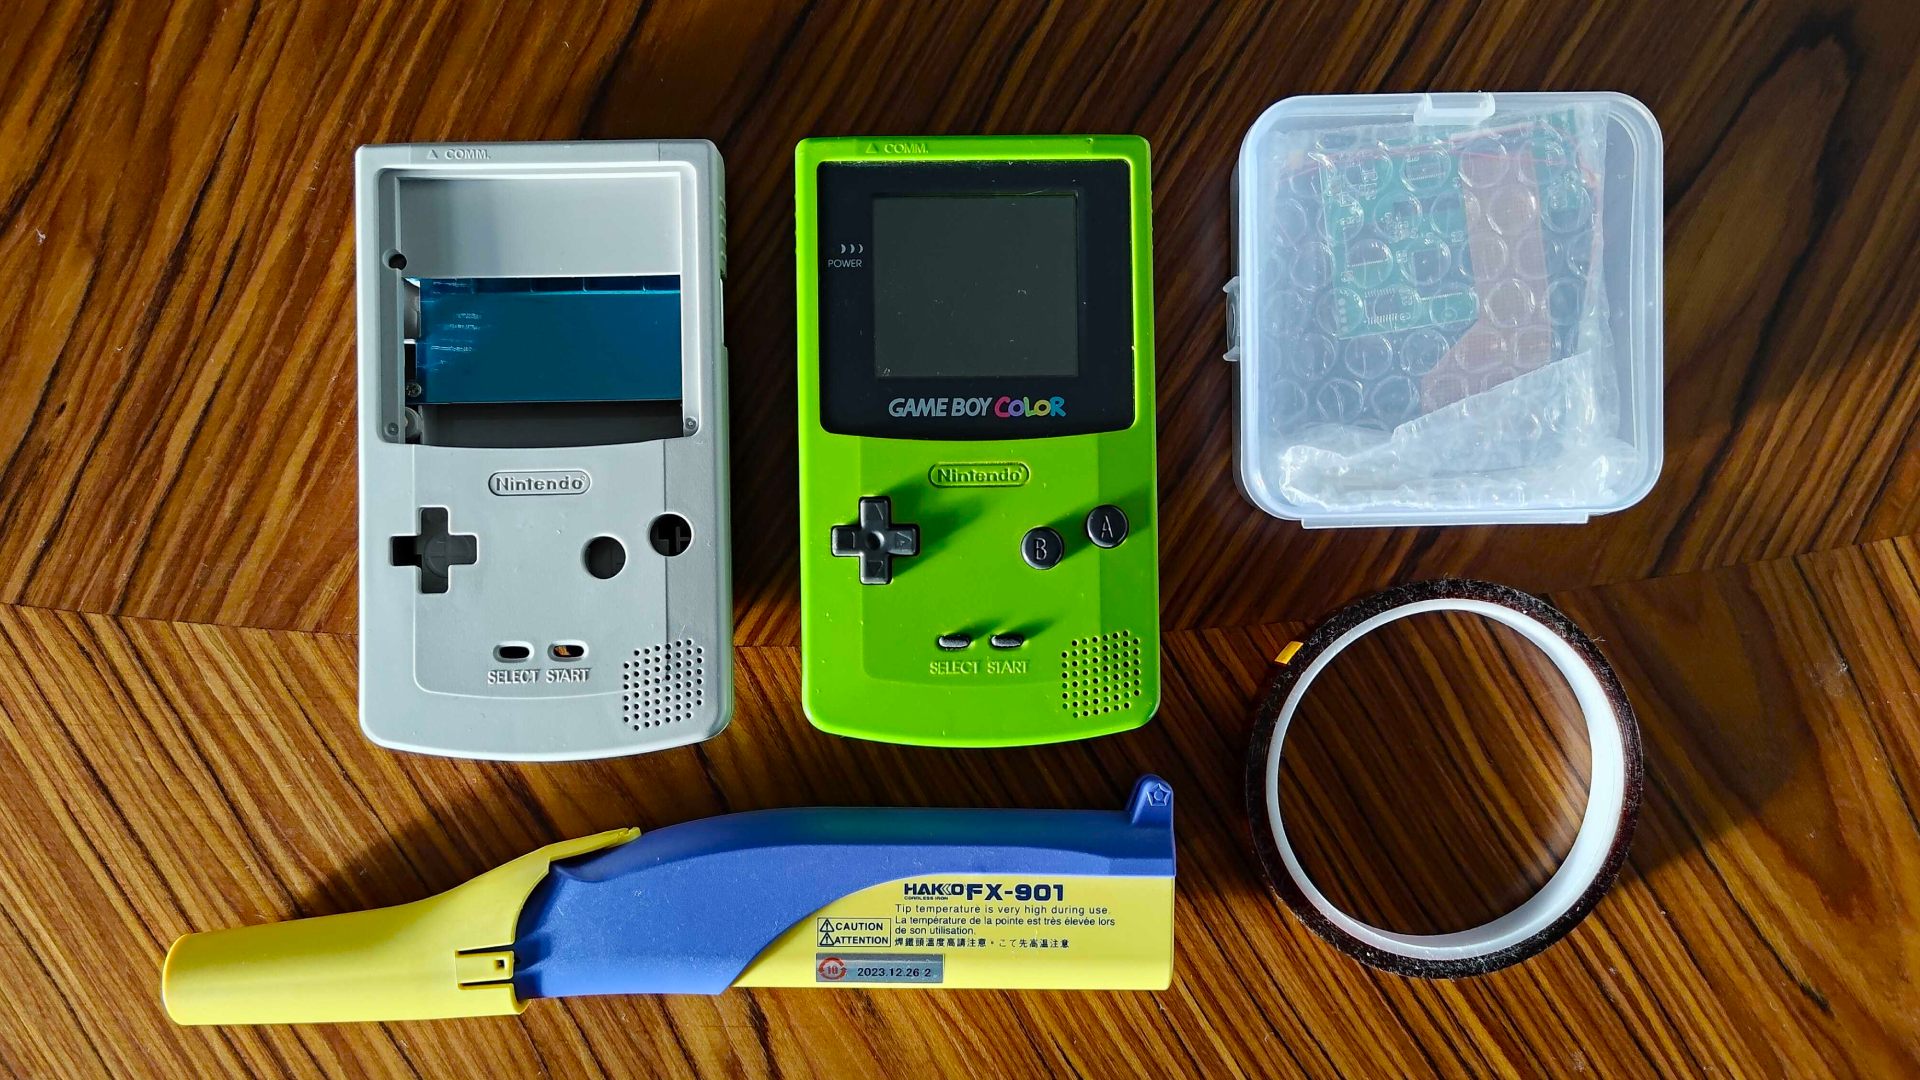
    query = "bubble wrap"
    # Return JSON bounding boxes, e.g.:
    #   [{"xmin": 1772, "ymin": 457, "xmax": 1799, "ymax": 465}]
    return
[{"xmin": 1248, "ymin": 104, "xmax": 1638, "ymax": 515}]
